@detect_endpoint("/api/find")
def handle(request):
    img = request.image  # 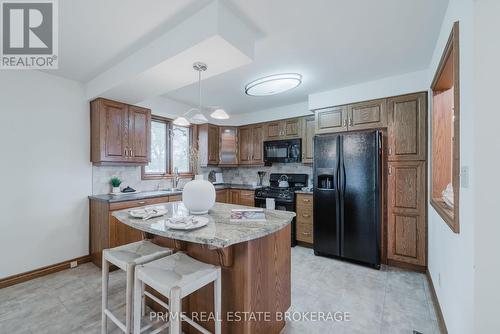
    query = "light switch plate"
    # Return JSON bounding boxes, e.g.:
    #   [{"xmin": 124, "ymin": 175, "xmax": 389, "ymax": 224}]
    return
[{"xmin": 460, "ymin": 166, "xmax": 469, "ymax": 188}]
